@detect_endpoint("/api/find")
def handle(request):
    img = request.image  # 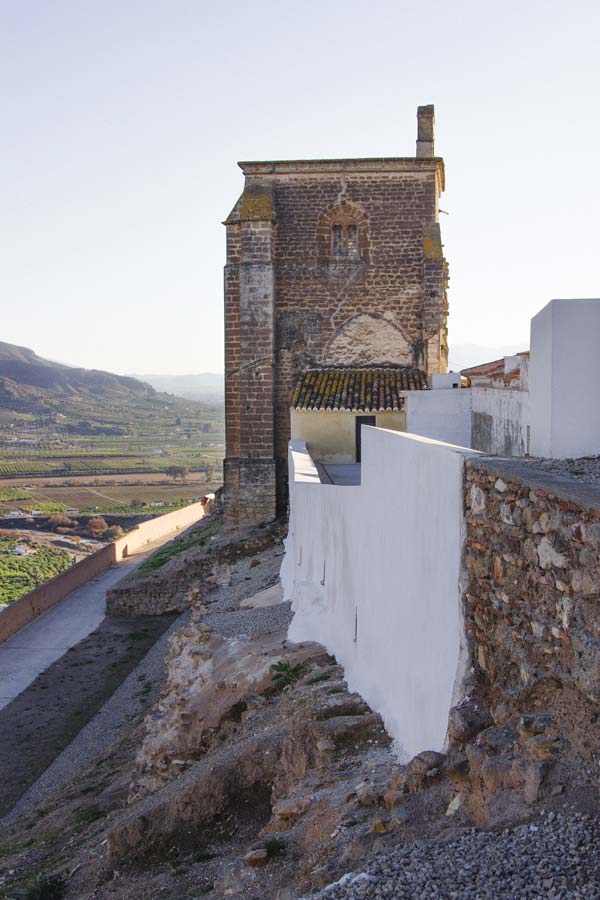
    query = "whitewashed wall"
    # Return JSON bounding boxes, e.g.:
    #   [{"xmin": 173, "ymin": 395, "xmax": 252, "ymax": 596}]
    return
[
  {"xmin": 530, "ymin": 298, "xmax": 600, "ymax": 458},
  {"xmin": 404, "ymin": 388, "xmax": 472, "ymax": 447},
  {"xmin": 282, "ymin": 428, "xmax": 477, "ymax": 758},
  {"xmin": 471, "ymin": 386, "xmax": 530, "ymax": 456}
]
